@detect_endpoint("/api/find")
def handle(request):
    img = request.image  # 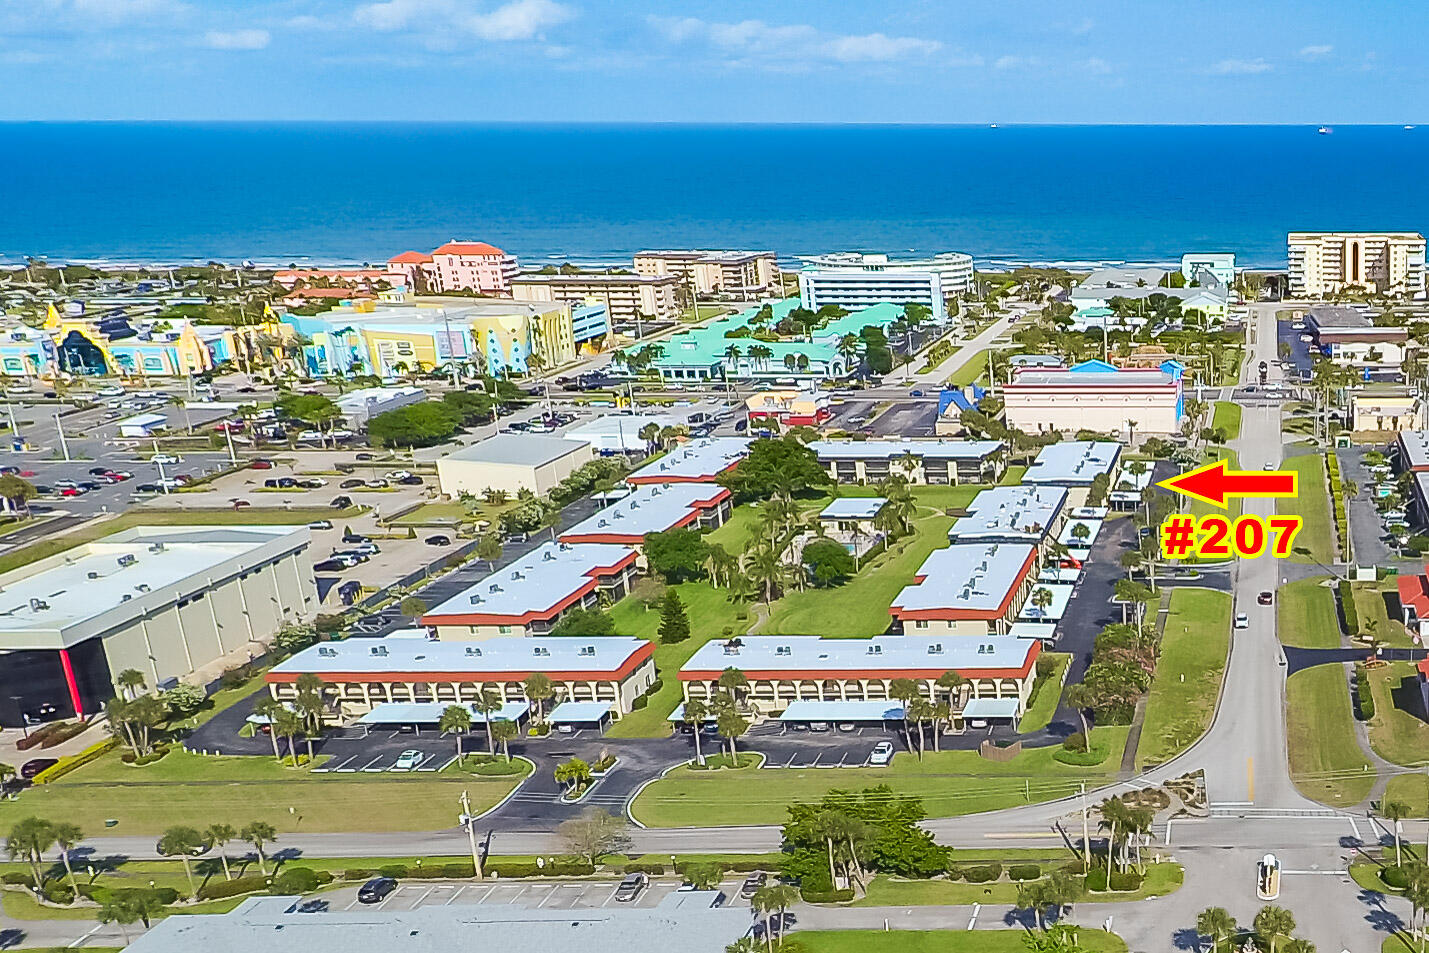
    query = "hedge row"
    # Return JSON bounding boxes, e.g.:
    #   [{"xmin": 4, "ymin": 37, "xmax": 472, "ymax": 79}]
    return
[
  {"xmin": 16, "ymin": 720, "xmax": 88, "ymax": 751},
  {"xmin": 1355, "ymin": 663, "xmax": 1376, "ymax": 721},
  {"xmin": 1083, "ymin": 867, "xmax": 1143, "ymax": 892},
  {"xmin": 630, "ymin": 678, "xmax": 665, "ymax": 711},
  {"xmin": 33, "ymin": 736, "xmax": 122, "ymax": 785},
  {"xmin": 800, "ymin": 887, "xmax": 855, "ymax": 903},
  {"xmin": 1339, "ymin": 580, "xmax": 1359, "ymax": 635},
  {"xmin": 196, "ymin": 875, "xmax": 268, "ymax": 900},
  {"xmin": 1327, "ymin": 452, "xmax": 1350, "ymax": 558}
]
